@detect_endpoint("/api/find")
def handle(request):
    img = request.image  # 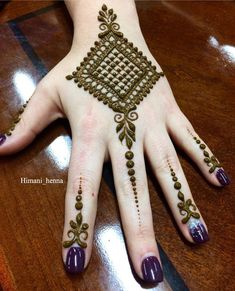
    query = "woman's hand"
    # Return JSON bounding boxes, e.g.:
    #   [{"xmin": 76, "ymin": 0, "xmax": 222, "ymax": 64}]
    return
[{"xmin": 0, "ymin": 0, "xmax": 230, "ymax": 284}]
